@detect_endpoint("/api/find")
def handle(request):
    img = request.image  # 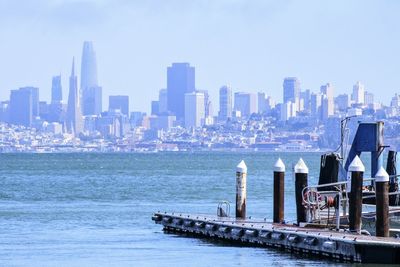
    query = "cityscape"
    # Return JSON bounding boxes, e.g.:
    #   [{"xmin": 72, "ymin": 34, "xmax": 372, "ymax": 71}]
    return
[{"xmin": 1, "ymin": 41, "xmax": 400, "ymax": 152}]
